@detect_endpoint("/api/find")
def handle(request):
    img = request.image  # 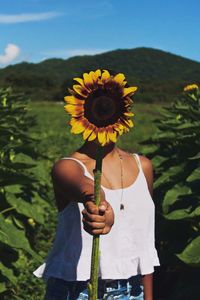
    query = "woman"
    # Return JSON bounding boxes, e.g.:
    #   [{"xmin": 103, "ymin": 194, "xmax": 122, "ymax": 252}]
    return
[{"xmin": 33, "ymin": 70, "xmax": 160, "ymax": 299}]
